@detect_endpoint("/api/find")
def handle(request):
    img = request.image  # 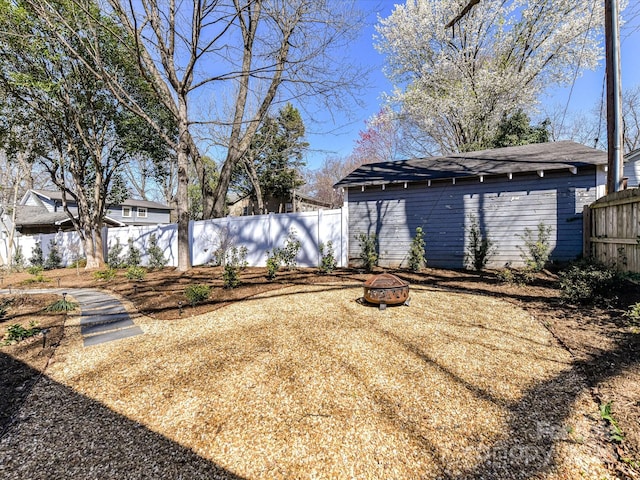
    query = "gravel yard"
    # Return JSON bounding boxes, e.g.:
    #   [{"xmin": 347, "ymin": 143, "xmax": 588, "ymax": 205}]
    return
[{"xmin": 0, "ymin": 277, "xmax": 623, "ymax": 479}]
